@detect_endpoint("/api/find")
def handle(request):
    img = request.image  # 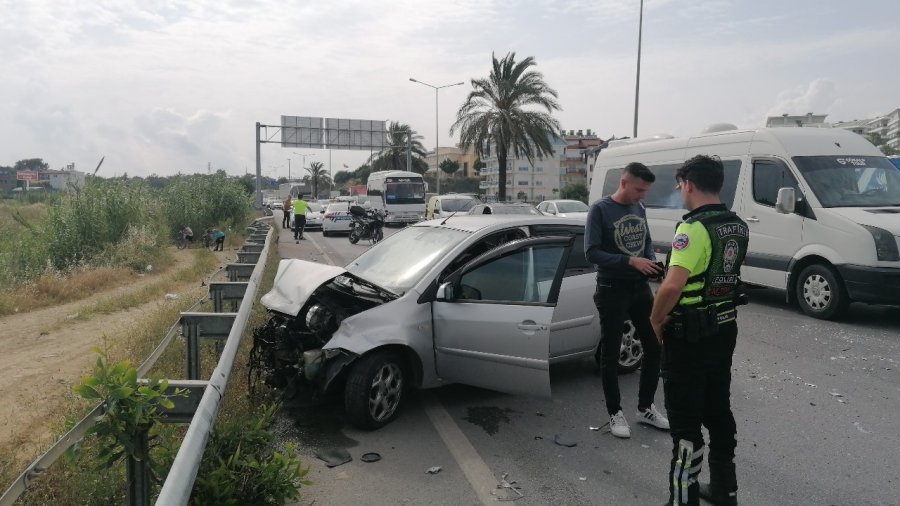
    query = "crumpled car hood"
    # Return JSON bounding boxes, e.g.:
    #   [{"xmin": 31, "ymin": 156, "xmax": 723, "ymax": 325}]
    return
[{"xmin": 260, "ymin": 259, "xmax": 346, "ymax": 316}]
